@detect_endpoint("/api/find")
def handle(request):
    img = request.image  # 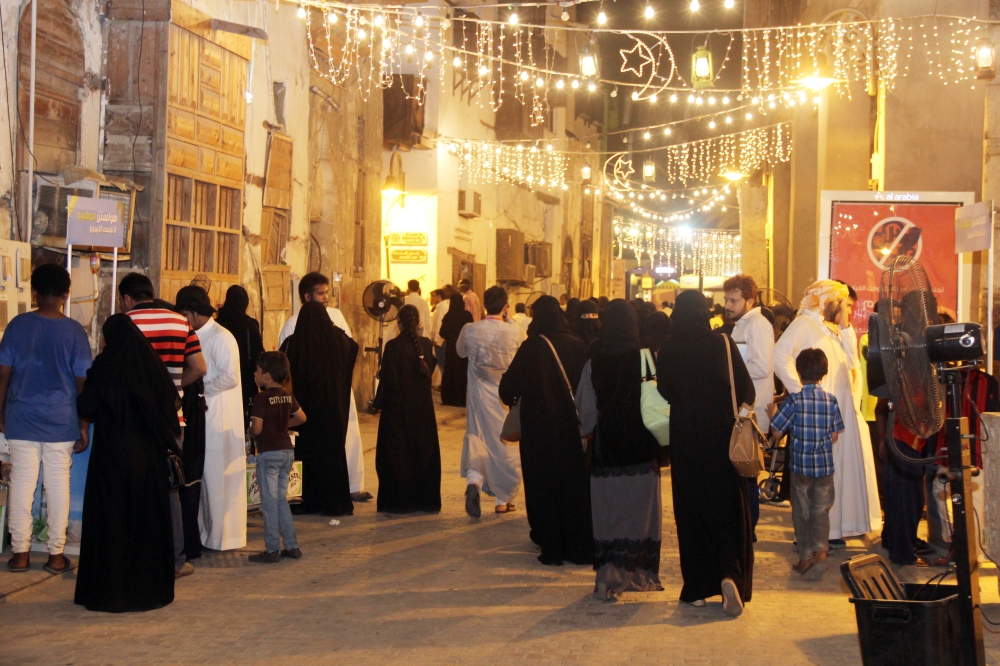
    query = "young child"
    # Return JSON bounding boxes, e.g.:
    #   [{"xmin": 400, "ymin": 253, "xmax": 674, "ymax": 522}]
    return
[
  {"xmin": 769, "ymin": 348, "xmax": 845, "ymax": 580},
  {"xmin": 247, "ymin": 352, "xmax": 307, "ymax": 564}
]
